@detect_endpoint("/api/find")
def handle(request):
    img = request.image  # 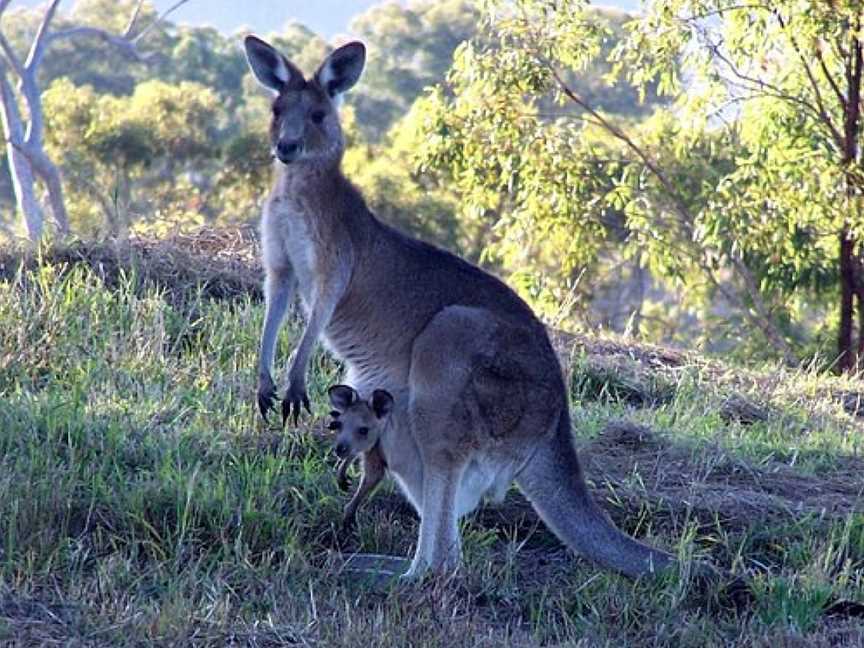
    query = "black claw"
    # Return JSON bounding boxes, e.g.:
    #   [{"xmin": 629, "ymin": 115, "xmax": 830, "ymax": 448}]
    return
[
  {"xmin": 303, "ymin": 395, "xmax": 311, "ymax": 414},
  {"xmin": 281, "ymin": 399, "xmax": 291, "ymax": 429},
  {"xmin": 258, "ymin": 392, "xmax": 277, "ymax": 423}
]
